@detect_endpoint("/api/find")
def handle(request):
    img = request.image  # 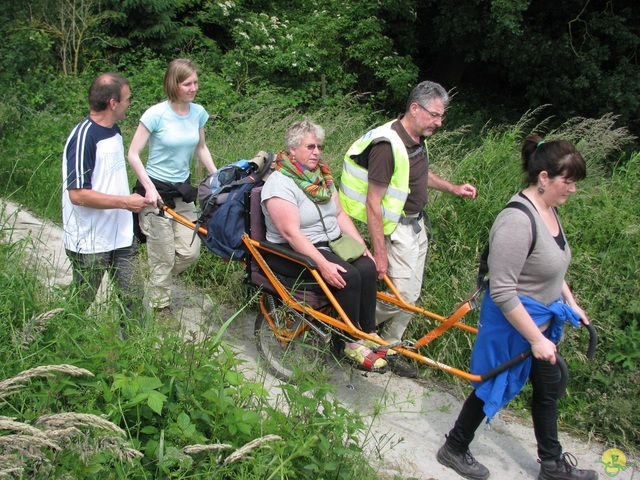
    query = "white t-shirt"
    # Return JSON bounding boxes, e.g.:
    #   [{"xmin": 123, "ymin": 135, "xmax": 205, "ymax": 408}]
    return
[
  {"xmin": 261, "ymin": 171, "xmax": 341, "ymax": 245},
  {"xmin": 62, "ymin": 117, "xmax": 133, "ymax": 253},
  {"xmin": 140, "ymin": 101, "xmax": 209, "ymax": 183}
]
